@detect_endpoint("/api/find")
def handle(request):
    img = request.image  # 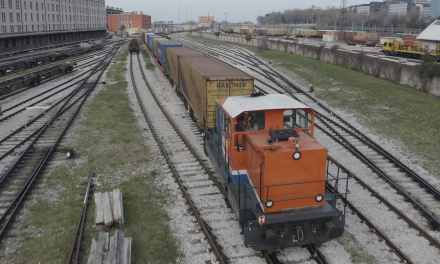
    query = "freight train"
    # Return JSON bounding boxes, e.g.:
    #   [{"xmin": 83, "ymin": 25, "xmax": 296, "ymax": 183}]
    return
[{"xmin": 140, "ymin": 33, "xmax": 350, "ymax": 252}]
